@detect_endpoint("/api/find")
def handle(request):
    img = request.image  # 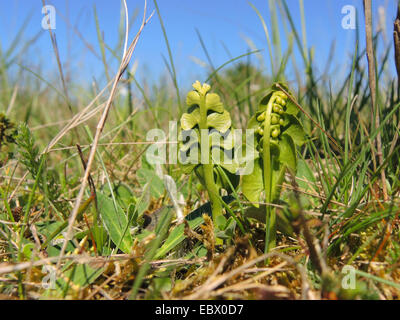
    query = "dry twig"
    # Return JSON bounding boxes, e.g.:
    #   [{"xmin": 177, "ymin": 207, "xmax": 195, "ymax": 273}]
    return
[{"xmin": 363, "ymin": 0, "xmax": 388, "ymax": 201}]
